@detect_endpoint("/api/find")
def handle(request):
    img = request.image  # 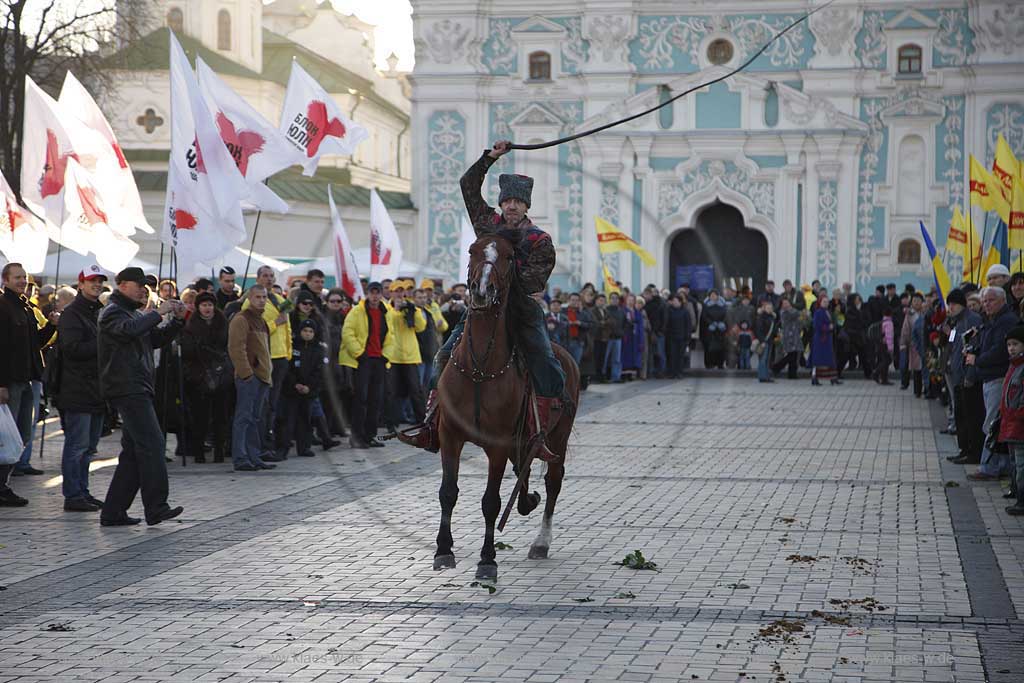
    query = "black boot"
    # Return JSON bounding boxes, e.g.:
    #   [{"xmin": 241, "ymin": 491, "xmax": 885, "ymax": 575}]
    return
[{"xmin": 315, "ymin": 415, "xmax": 340, "ymax": 451}]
